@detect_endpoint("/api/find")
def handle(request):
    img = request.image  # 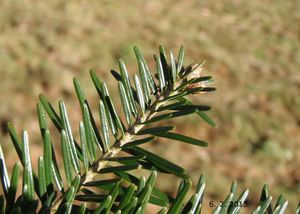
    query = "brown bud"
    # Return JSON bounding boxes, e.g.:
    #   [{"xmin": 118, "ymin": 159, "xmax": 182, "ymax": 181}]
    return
[{"xmin": 187, "ymin": 64, "xmax": 203, "ymax": 81}]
